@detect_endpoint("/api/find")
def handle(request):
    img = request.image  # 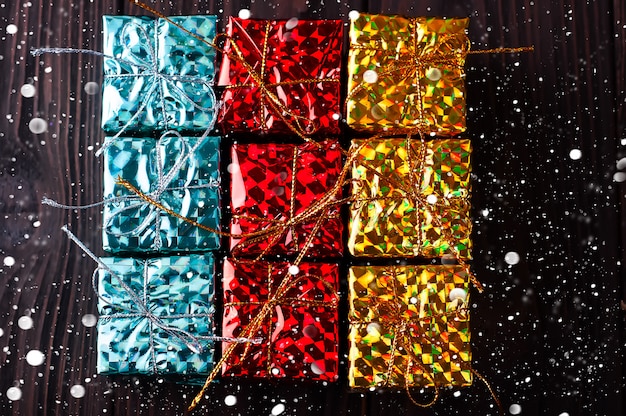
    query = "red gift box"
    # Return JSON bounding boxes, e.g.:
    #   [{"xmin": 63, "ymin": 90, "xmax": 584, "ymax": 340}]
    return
[
  {"xmin": 217, "ymin": 17, "xmax": 343, "ymax": 136},
  {"xmin": 221, "ymin": 259, "xmax": 339, "ymax": 381},
  {"xmin": 229, "ymin": 140, "xmax": 344, "ymax": 257}
]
